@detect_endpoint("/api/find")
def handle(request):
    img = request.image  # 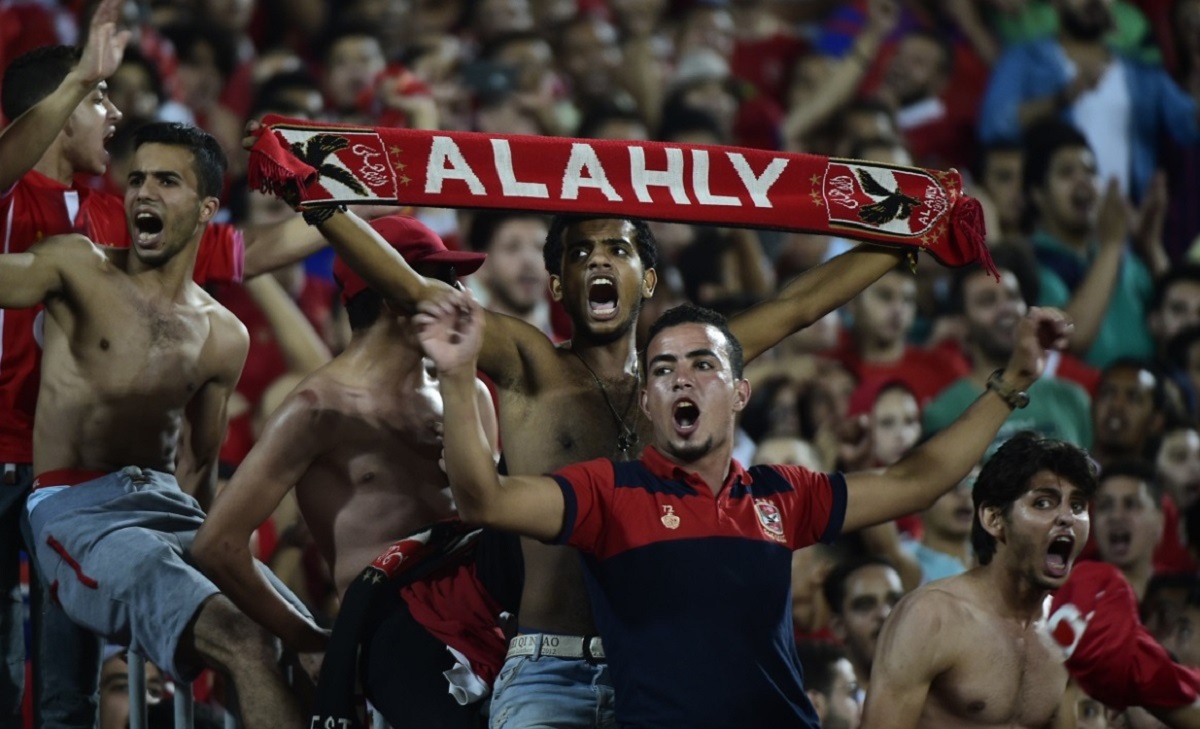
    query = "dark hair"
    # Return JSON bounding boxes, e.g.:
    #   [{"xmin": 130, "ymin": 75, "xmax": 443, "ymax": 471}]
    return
[
  {"xmin": 345, "ymin": 289, "xmax": 384, "ymax": 331},
  {"xmin": 253, "ymin": 69, "xmax": 322, "ymax": 117},
  {"xmin": 658, "ymin": 104, "xmax": 725, "ymax": 145},
  {"xmin": 1099, "ymin": 459, "xmax": 1164, "ymax": 507},
  {"xmin": 822, "ymin": 555, "xmax": 897, "ymax": 615},
  {"xmin": 675, "ymin": 226, "xmax": 728, "ymax": 303},
  {"xmin": 644, "ymin": 303, "xmax": 744, "ymax": 379},
  {"xmin": 133, "ymin": 122, "xmax": 227, "ymax": 198},
  {"xmin": 1100, "ymin": 358, "xmax": 1167, "ymax": 412},
  {"xmin": 1143, "ymin": 572, "xmax": 1200, "ymax": 621},
  {"xmin": 971, "ymin": 141, "xmax": 1024, "ymax": 184},
  {"xmin": 795, "ymin": 640, "xmax": 849, "ymax": 696},
  {"xmin": 947, "ymin": 243, "xmax": 1040, "ymax": 315},
  {"xmin": 576, "ymin": 101, "xmax": 647, "ymax": 140},
  {"xmin": 1167, "ymin": 324, "xmax": 1200, "ymax": 369},
  {"xmin": 466, "ymin": 210, "xmax": 549, "ymax": 253},
  {"xmin": 971, "ymin": 433, "xmax": 1098, "ymax": 565},
  {"xmin": 113, "ymin": 46, "xmax": 165, "ymax": 109},
  {"xmin": 161, "ymin": 23, "xmax": 237, "ymax": 82},
  {"xmin": 543, "ymin": 214, "xmax": 658, "ymax": 277},
  {"xmin": 2, "ymin": 45, "xmax": 82, "ymax": 121},
  {"xmin": 900, "ymin": 27, "xmax": 955, "ymax": 76},
  {"xmin": 1021, "ymin": 120, "xmax": 1091, "ymax": 196},
  {"xmin": 1151, "ymin": 264, "xmax": 1200, "ymax": 313},
  {"xmin": 318, "ymin": 21, "xmax": 384, "ymax": 63},
  {"xmin": 740, "ymin": 374, "xmax": 798, "ymax": 443}
]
